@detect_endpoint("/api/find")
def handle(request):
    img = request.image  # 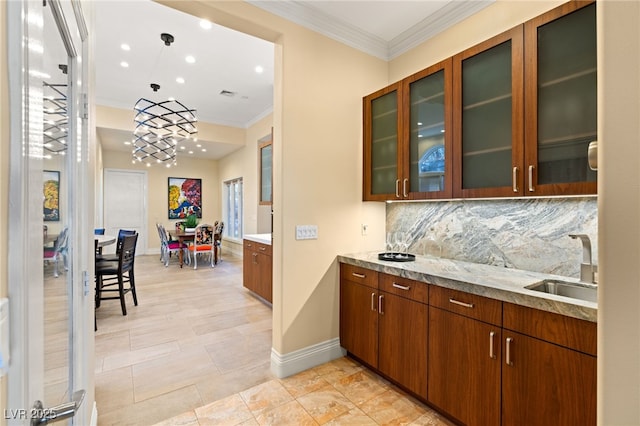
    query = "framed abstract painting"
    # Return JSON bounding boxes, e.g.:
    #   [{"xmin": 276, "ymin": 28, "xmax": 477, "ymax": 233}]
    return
[
  {"xmin": 168, "ymin": 177, "xmax": 202, "ymax": 219},
  {"xmin": 43, "ymin": 170, "xmax": 60, "ymax": 221}
]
